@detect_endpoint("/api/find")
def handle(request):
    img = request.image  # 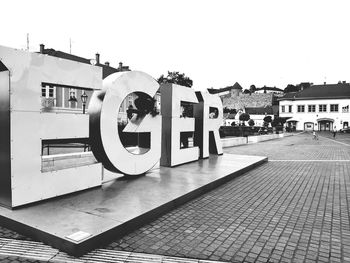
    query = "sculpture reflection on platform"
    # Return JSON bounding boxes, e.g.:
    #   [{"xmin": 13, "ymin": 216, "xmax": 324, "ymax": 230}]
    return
[{"xmin": 0, "ymin": 45, "xmax": 223, "ymax": 208}]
